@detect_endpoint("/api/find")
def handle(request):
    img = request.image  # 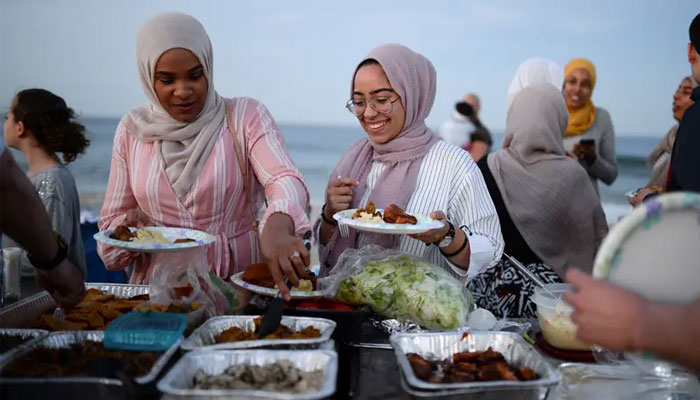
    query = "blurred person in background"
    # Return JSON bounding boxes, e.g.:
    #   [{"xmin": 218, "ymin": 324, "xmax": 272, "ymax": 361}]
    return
[
  {"xmin": 562, "ymin": 58, "xmax": 618, "ymax": 195},
  {"xmin": 2, "ymin": 89, "xmax": 89, "ymax": 277},
  {"xmin": 439, "ymin": 93, "xmax": 492, "ymax": 161},
  {"xmin": 631, "ymin": 13, "xmax": 700, "ymax": 205},
  {"xmin": 1, "ymin": 145, "xmax": 86, "ymax": 308},
  {"xmin": 646, "ymin": 76, "xmax": 695, "ymax": 189}
]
